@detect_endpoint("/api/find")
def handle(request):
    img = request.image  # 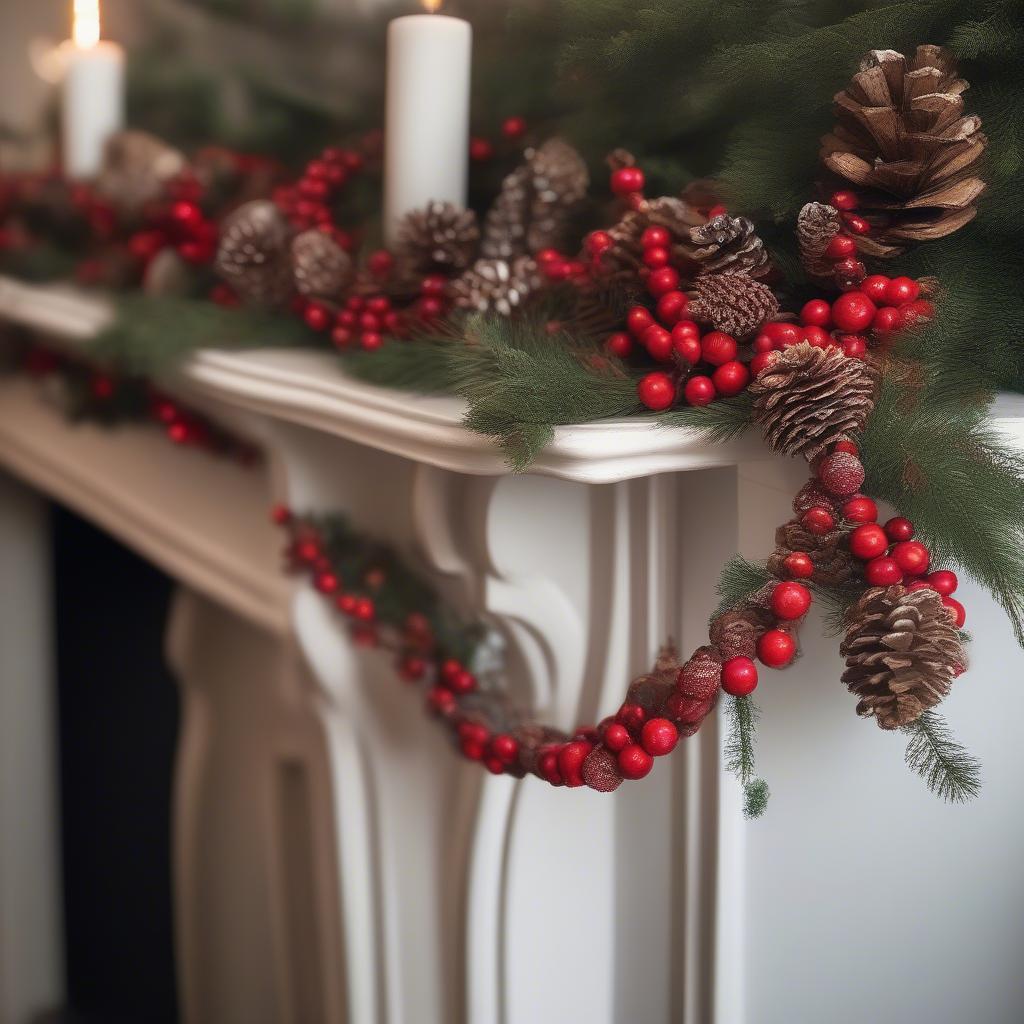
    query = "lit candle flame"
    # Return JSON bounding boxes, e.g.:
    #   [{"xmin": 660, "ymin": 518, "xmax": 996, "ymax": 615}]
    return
[
  {"xmin": 73, "ymin": 0, "xmax": 101, "ymax": 49},
  {"xmin": 422, "ymin": 0, "xmax": 442, "ymax": 12}
]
